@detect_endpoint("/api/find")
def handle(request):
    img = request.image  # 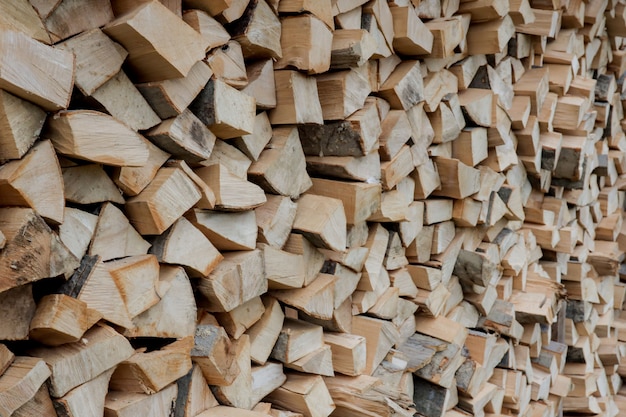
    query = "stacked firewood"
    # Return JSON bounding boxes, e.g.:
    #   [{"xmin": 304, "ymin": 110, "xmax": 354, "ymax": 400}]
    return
[{"xmin": 2, "ymin": 0, "xmax": 626, "ymax": 416}]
